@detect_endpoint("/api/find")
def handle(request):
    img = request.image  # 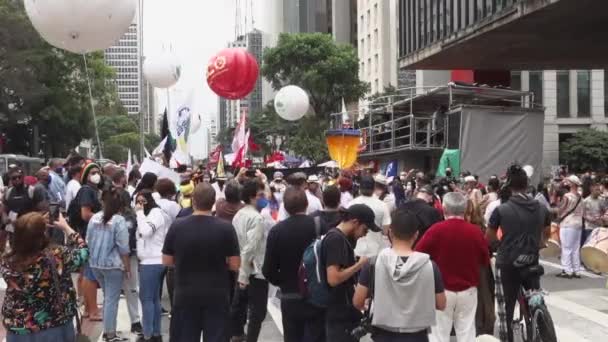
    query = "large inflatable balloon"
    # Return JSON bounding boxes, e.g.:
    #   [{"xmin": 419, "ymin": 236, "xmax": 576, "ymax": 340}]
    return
[
  {"xmin": 144, "ymin": 54, "xmax": 181, "ymax": 89},
  {"xmin": 274, "ymin": 85, "xmax": 309, "ymax": 121},
  {"xmin": 206, "ymin": 48, "xmax": 259, "ymax": 99},
  {"xmin": 24, "ymin": 0, "xmax": 136, "ymax": 54}
]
